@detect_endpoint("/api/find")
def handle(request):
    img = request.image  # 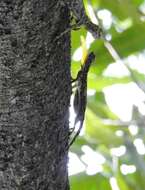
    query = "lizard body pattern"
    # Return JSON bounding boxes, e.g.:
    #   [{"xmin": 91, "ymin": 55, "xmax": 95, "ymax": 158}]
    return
[
  {"xmin": 47, "ymin": 0, "xmax": 102, "ymax": 58},
  {"xmin": 66, "ymin": 0, "xmax": 102, "ymax": 38},
  {"xmin": 46, "ymin": 0, "xmax": 102, "ymax": 57},
  {"xmin": 69, "ymin": 52, "xmax": 95, "ymax": 147},
  {"xmin": 58, "ymin": 0, "xmax": 102, "ymax": 40}
]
